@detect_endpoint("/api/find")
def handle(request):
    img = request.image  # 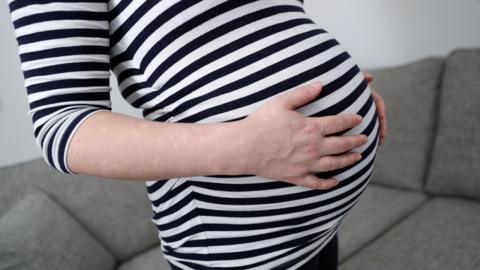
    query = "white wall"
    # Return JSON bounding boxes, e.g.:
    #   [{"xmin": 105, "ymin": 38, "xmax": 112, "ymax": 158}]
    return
[
  {"xmin": 304, "ymin": 0, "xmax": 480, "ymax": 69},
  {"xmin": 1, "ymin": 0, "xmax": 480, "ymax": 167}
]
